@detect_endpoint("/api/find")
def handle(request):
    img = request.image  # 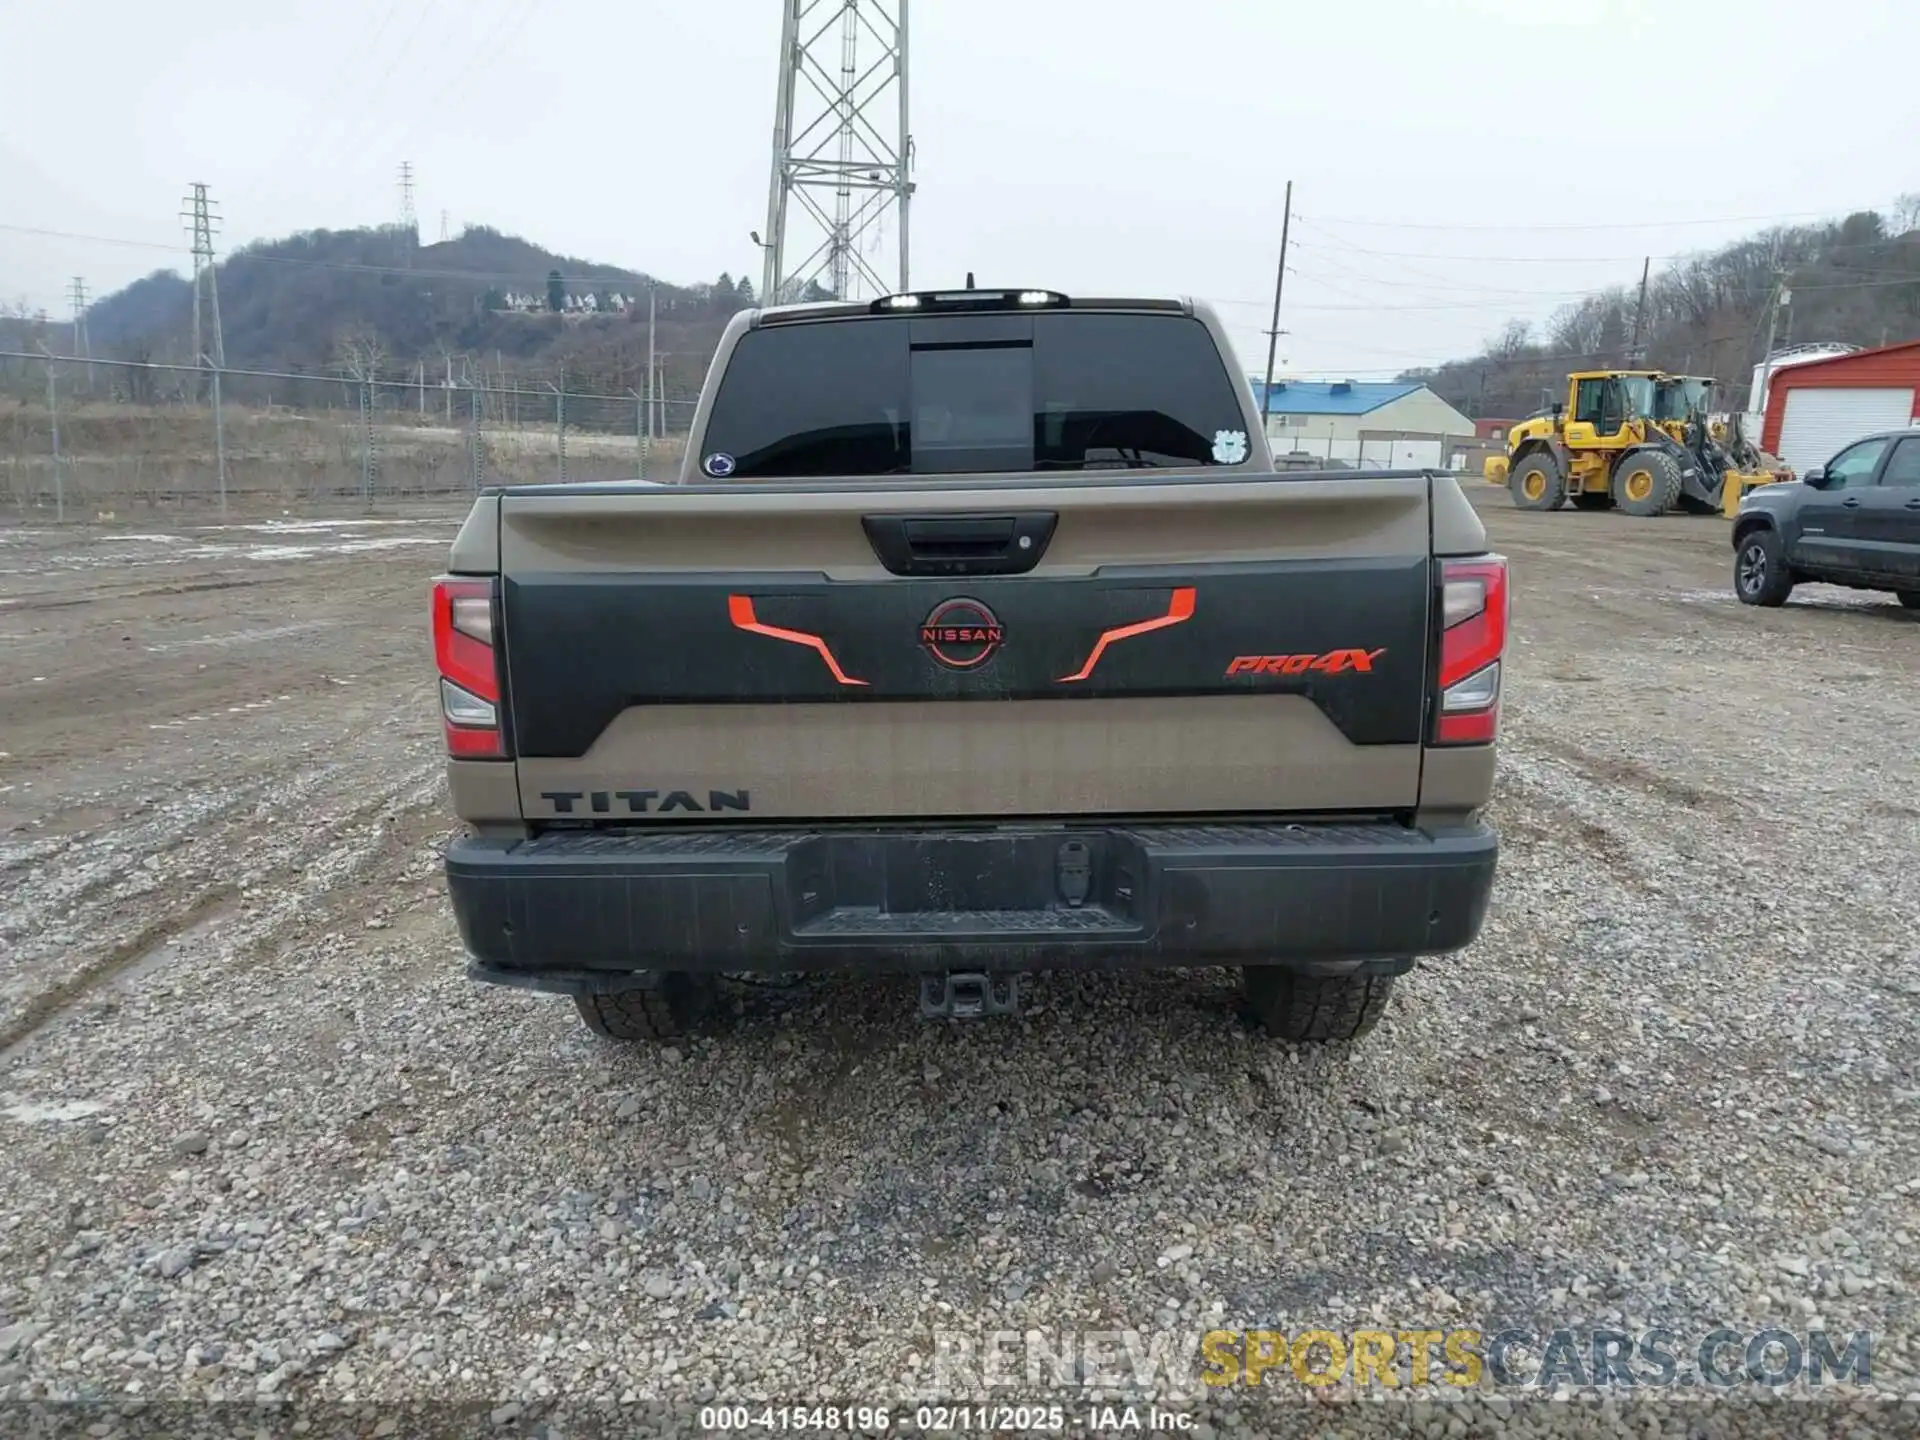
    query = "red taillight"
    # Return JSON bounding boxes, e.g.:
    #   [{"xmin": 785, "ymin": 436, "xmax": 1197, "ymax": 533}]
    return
[
  {"xmin": 1434, "ymin": 555, "xmax": 1507, "ymax": 746},
  {"xmin": 432, "ymin": 577, "xmax": 506, "ymax": 759}
]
